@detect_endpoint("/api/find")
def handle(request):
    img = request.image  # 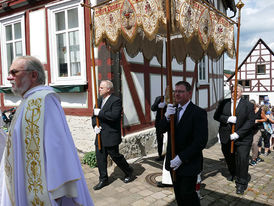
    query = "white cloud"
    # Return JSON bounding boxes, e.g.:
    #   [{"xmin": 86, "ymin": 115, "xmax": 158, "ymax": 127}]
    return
[{"xmin": 224, "ymin": 0, "xmax": 274, "ymax": 71}]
